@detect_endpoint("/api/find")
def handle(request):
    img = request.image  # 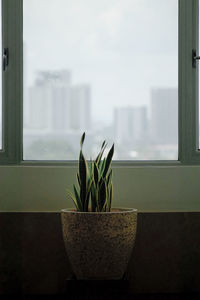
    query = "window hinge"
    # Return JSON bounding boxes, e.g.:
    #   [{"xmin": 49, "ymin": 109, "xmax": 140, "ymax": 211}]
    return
[
  {"xmin": 192, "ymin": 49, "xmax": 200, "ymax": 68},
  {"xmin": 3, "ymin": 48, "xmax": 9, "ymax": 71}
]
